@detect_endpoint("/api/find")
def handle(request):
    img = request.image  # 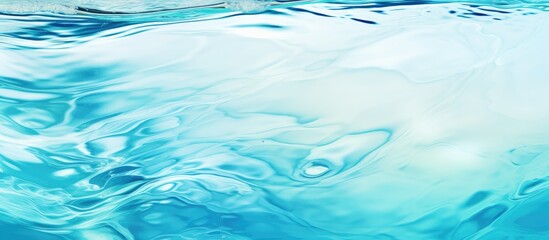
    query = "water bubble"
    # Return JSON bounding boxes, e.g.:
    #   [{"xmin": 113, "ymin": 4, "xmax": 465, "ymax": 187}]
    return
[{"xmin": 301, "ymin": 161, "xmax": 331, "ymax": 178}]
